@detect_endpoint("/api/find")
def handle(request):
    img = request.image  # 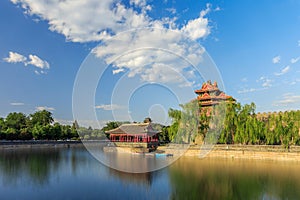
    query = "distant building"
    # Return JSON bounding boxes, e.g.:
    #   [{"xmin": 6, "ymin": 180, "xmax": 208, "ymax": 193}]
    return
[
  {"xmin": 194, "ymin": 80, "xmax": 235, "ymax": 115},
  {"xmin": 105, "ymin": 122, "xmax": 160, "ymax": 149}
]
